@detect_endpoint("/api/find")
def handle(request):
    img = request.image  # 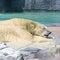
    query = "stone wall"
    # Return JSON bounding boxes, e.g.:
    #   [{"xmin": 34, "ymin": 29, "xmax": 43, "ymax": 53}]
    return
[
  {"xmin": 24, "ymin": 0, "xmax": 60, "ymax": 11},
  {"xmin": 0, "ymin": 0, "xmax": 60, "ymax": 12},
  {"xmin": 55, "ymin": 0, "xmax": 60, "ymax": 10}
]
